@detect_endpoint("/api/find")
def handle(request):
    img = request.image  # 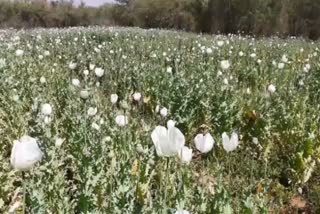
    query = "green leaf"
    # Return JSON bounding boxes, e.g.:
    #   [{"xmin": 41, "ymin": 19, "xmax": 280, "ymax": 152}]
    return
[
  {"xmin": 0, "ymin": 198, "xmax": 4, "ymax": 209},
  {"xmin": 223, "ymin": 203, "xmax": 233, "ymax": 214}
]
